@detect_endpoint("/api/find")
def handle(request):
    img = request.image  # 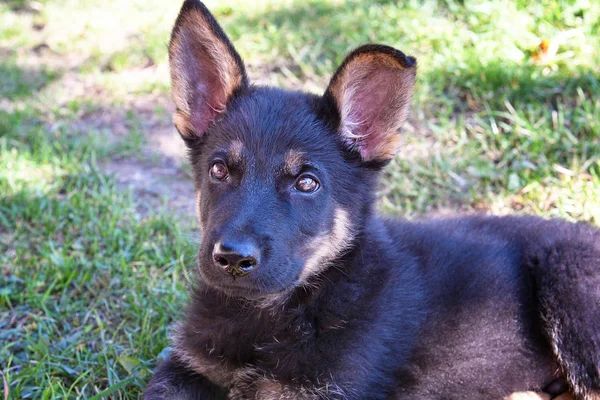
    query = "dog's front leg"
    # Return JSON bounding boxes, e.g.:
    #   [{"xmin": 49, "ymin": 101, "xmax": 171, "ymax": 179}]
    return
[{"xmin": 143, "ymin": 356, "xmax": 228, "ymax": 400}]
